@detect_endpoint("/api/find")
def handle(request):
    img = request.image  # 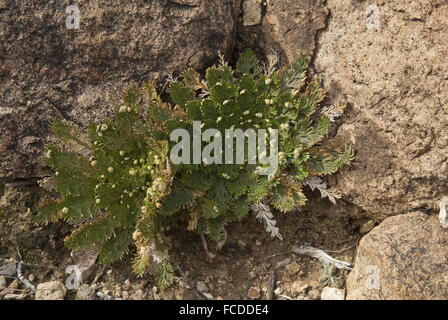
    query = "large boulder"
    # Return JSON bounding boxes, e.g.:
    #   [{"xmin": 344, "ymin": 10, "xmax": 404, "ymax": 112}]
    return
[
  {"xmin": 0, "ymin": 0, "xmax": 239, "ymax": 179},
  {"xmin": 242, "ymin": 0, "xmax": 448, "ymax": 219},
  {"xmin": 346, "ymin": 212, "xmax": 448, "ymax": 300},
  {"xmin": 314, "ymin": 0, "xmax": 448, "ymax": 219}
]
